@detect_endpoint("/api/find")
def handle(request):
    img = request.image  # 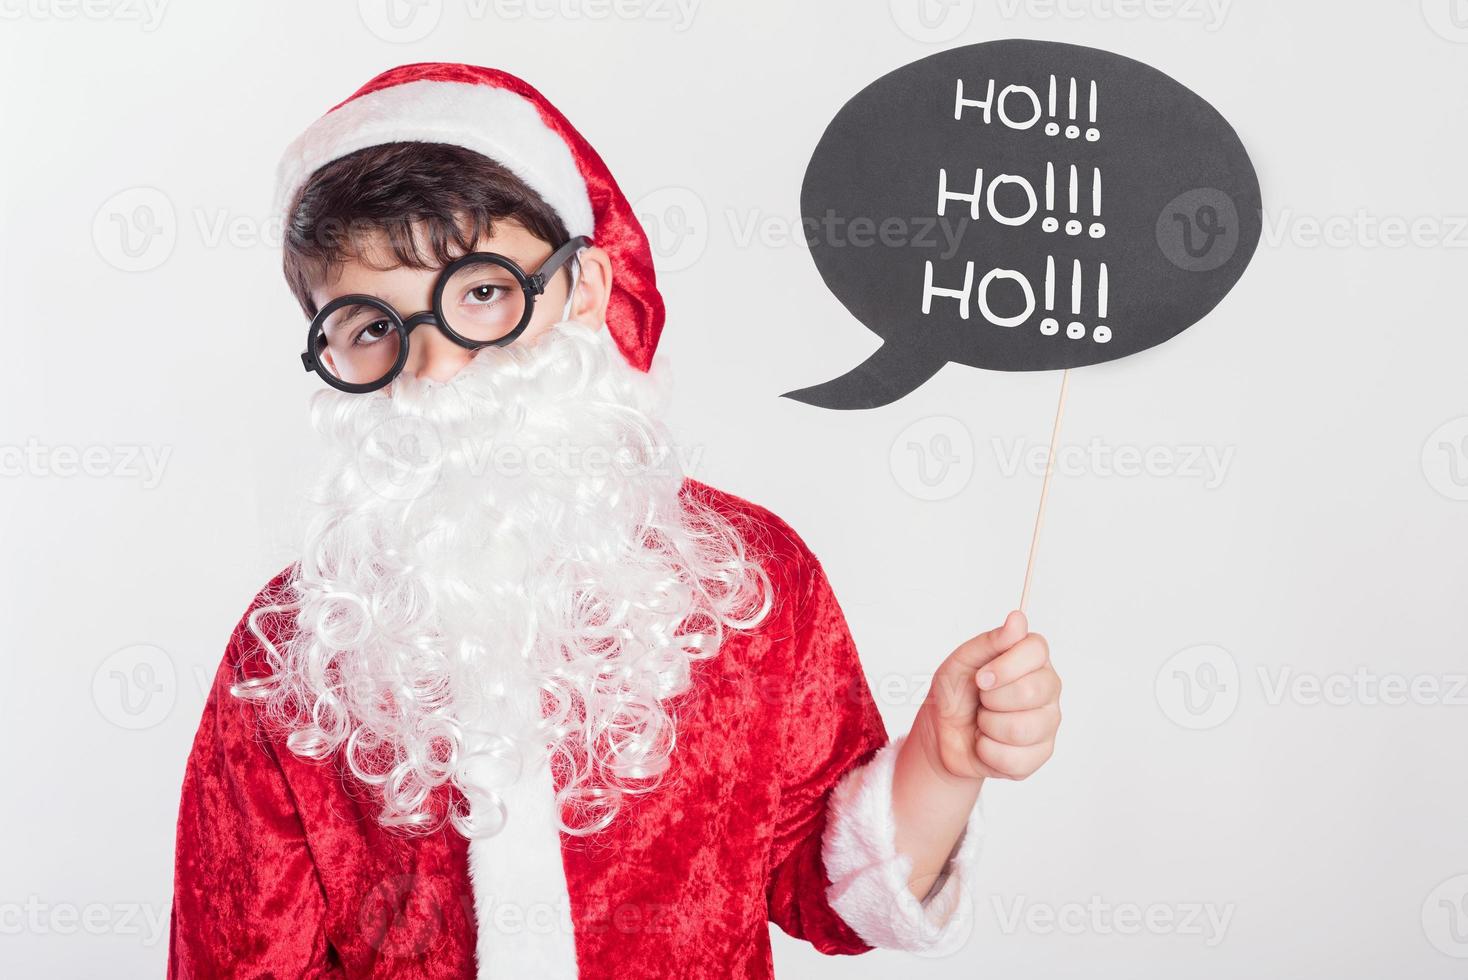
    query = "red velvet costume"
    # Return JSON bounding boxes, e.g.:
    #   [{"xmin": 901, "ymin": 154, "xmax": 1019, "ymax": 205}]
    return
[
  {"xmin": 170, "ymin": 482, "xmax": 981, "ymax": 978},
  {"xmin": 169, "ymin": 63, "xmax": 983, "ymax": 978}
]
